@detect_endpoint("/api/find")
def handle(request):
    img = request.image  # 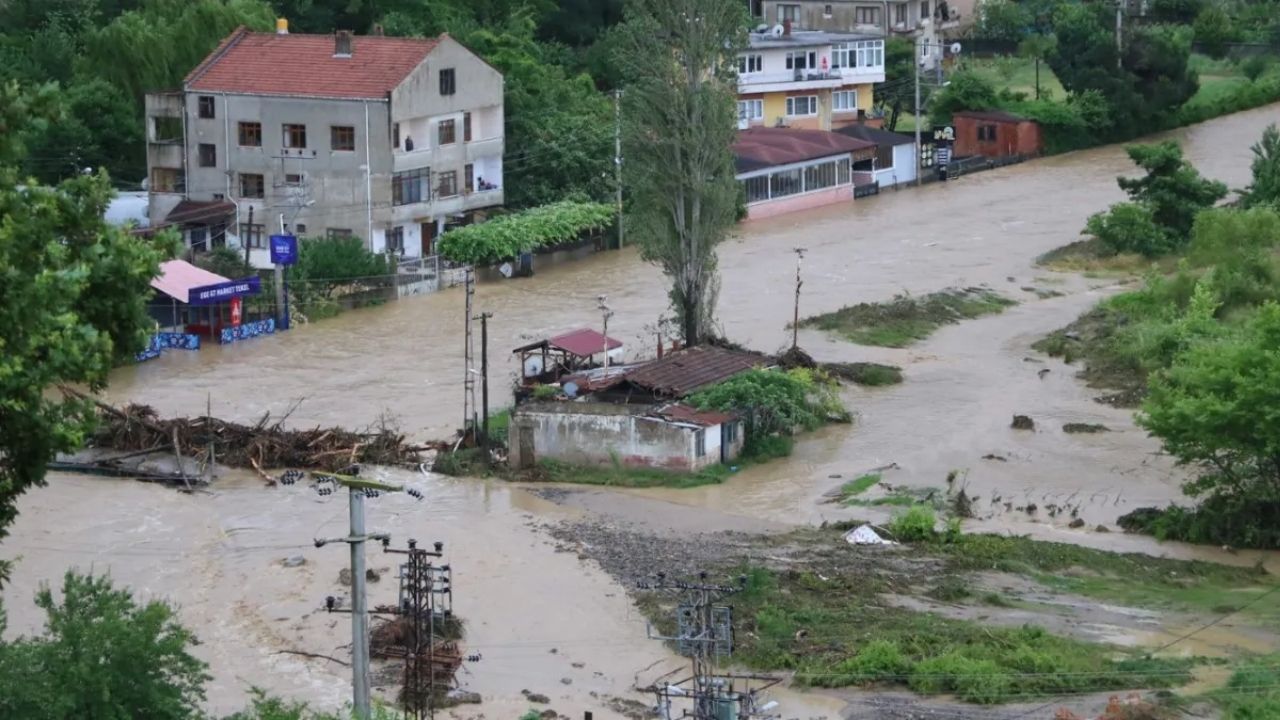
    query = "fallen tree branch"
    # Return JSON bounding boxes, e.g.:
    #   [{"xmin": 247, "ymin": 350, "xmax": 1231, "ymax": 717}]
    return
[{"xmin": 274, "ymin": 649, "xmax": 350, "ymax": 666}]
